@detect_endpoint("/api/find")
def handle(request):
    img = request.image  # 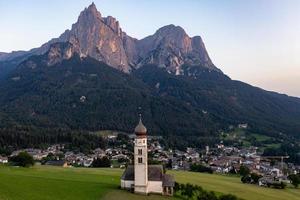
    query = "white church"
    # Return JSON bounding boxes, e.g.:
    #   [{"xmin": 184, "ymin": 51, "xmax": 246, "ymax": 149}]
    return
[{"xmin": 120, "ymin": 116, "xmax": 174, "ymax": 196}]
